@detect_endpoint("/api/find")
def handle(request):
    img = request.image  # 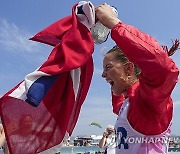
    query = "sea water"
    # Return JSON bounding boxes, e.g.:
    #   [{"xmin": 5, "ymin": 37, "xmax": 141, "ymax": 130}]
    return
[
  {"xmin": 59, "ymin": 146, "xmax": 104, "ymax": 154},
  {"xmin": 58, "ymin": 146, "xmax": 180, "ymax": 154}
]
